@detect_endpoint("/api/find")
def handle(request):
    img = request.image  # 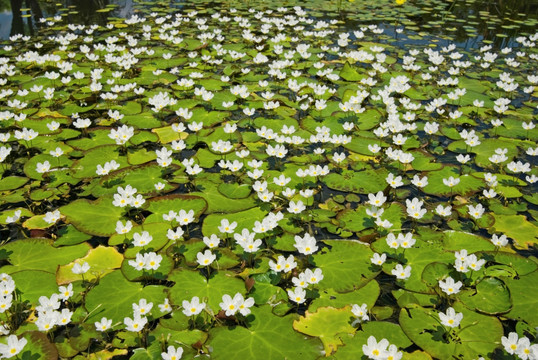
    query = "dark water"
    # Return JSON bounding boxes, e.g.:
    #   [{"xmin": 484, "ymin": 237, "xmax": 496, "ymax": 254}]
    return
[{"xmin": 1, "ymin": 0, "xmax": 537, "ymax": 48}]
